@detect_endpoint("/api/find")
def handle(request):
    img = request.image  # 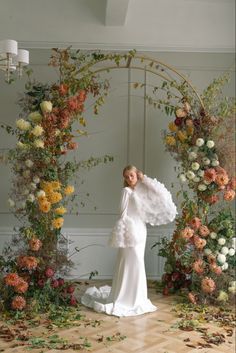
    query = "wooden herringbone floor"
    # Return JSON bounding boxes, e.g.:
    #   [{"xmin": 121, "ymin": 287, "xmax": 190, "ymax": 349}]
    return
[{"xmin": 0, "ymin": 280, "xmax": 235, "ymax": 353}]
